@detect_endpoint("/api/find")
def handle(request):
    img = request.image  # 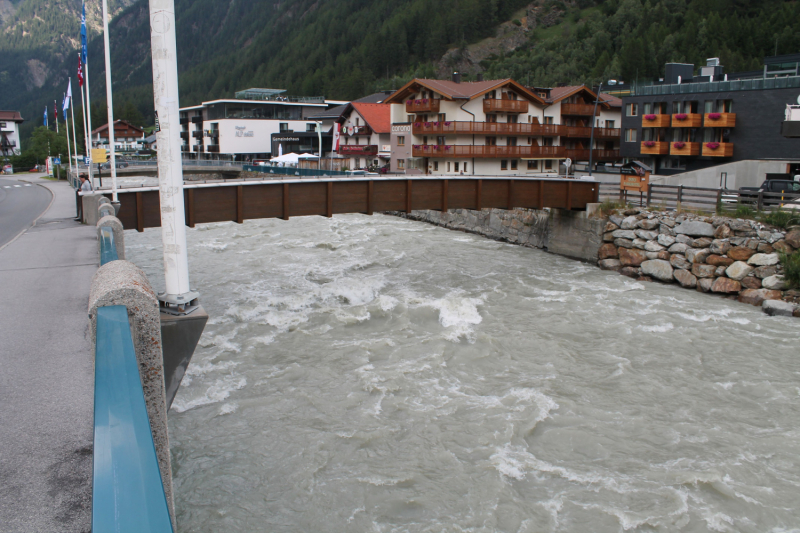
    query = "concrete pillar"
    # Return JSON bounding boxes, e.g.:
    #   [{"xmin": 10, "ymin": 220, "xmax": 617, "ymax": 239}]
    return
[
  {"xmin": 88, "ymin": 260, "xmax": 174, "ymax": 525},
  {"xmin": 98, "ymin": 203, "xmax": 115, "ymax": 219},
  {"xmin": 96, "ymin": 215, "xmax": 125, "ymax": 260},
  {"xmin": 81, "ymin": 194, "xmax": 102, "ymax": 225}
]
